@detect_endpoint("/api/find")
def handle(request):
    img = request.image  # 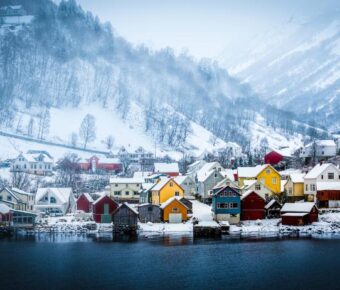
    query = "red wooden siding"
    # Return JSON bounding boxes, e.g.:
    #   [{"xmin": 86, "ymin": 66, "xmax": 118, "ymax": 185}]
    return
[
  {"xmin": 264, "ymin": 151, "xmax": 284, "ymax": 165},
  {"xmin": 241, "ymin": 191, "xmax": 265, "ymax": 220},
  {"xmin": 92, "ymin": 196, "xmax": 119, "ymax": 223},
  {"xmin": 76, "ymin": 194, "xmax": 92, "ymax": 213}
]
